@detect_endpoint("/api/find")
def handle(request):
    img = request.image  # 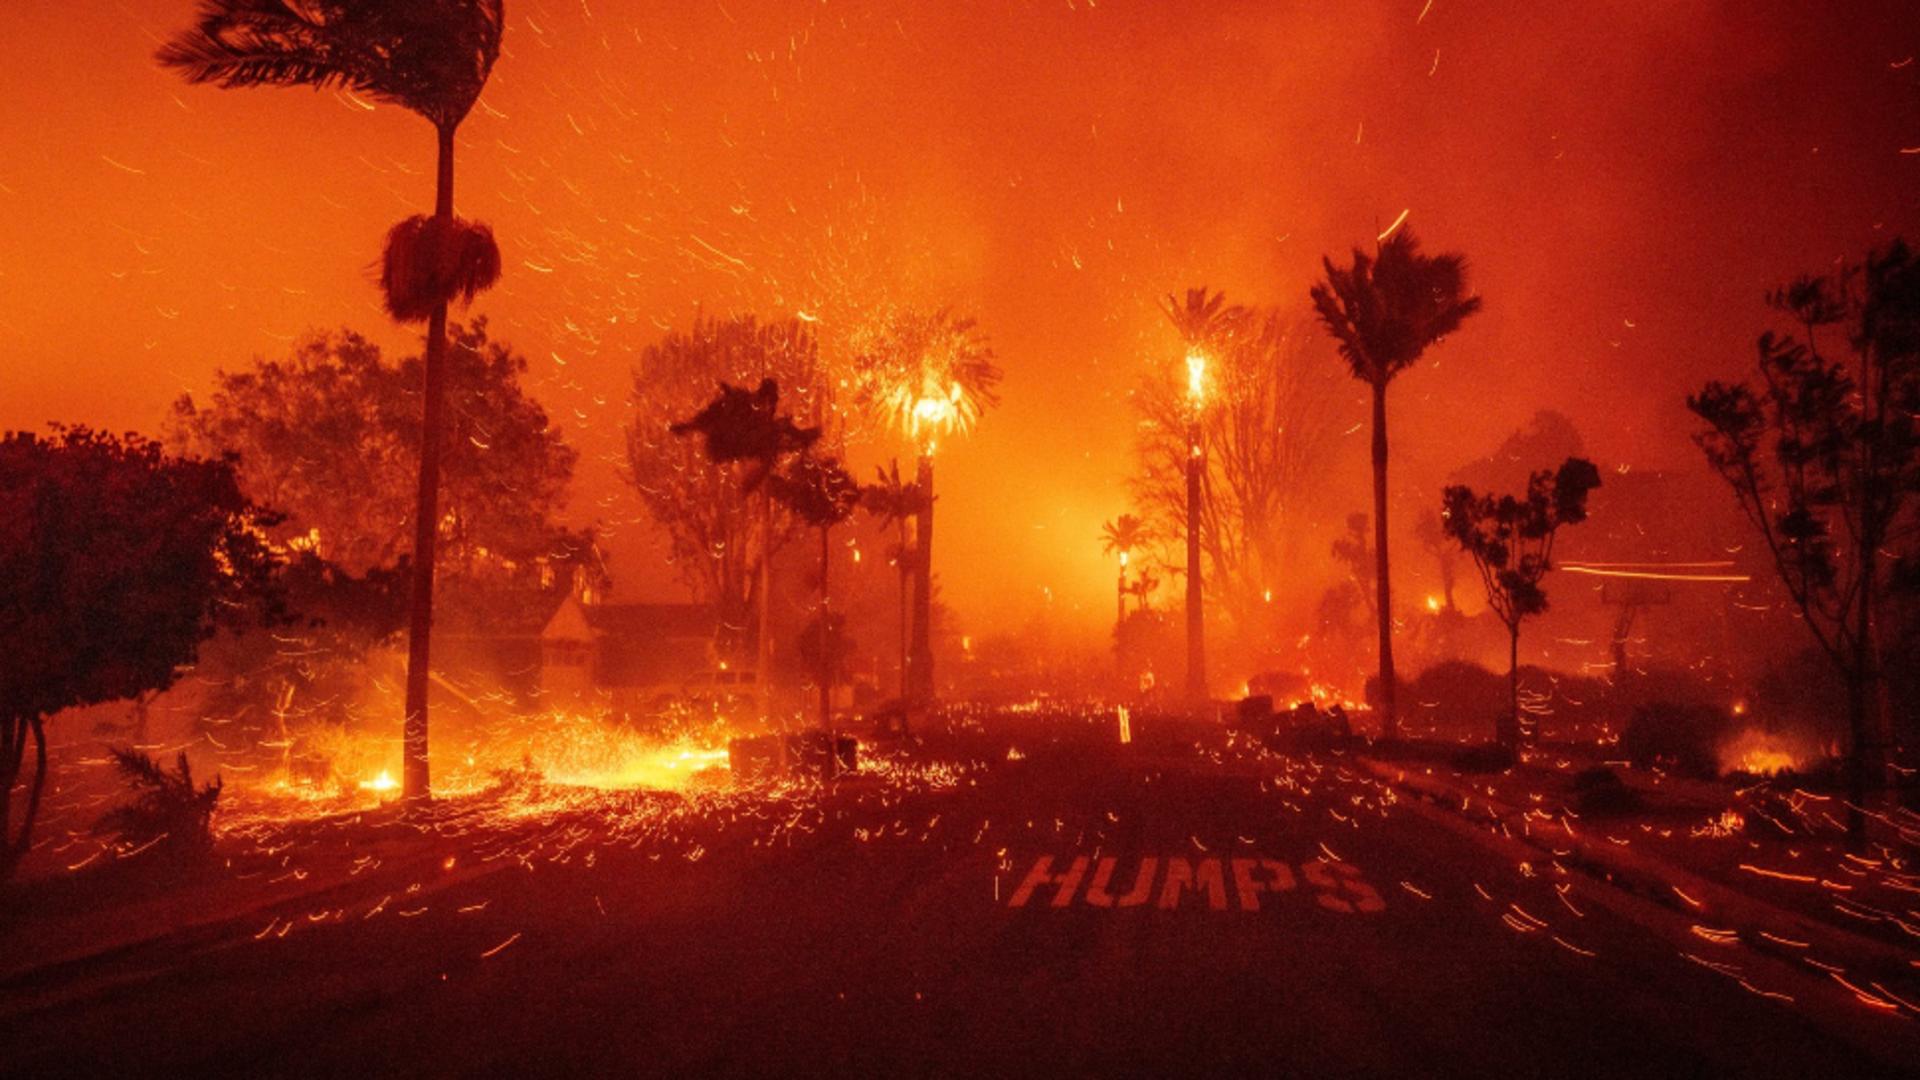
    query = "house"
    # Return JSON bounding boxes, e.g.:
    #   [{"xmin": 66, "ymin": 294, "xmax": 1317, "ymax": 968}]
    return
[{"xmin": 540, "ymin": 596, "xmax": 737, "ymax": 710}]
